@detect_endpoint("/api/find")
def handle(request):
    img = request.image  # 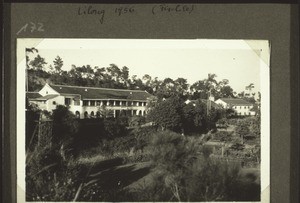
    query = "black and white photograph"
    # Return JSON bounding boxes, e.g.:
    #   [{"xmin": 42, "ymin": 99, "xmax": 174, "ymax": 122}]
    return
[{"xmin": 16, "ymin": 39, "xmax": 270, "ymax": 202}]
